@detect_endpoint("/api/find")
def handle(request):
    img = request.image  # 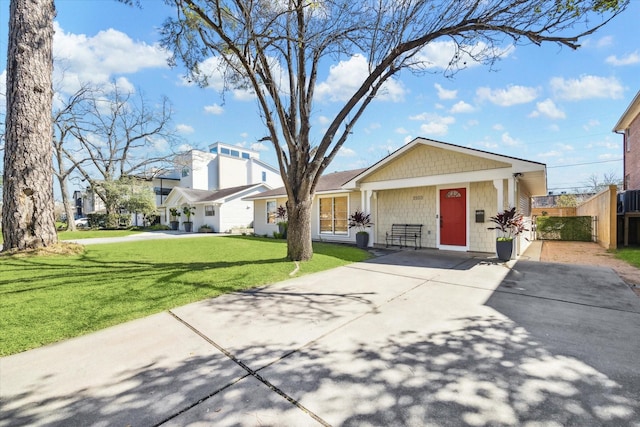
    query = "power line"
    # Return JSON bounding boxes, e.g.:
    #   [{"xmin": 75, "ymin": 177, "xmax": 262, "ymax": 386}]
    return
[{"xmin": 547, "ymin": 158, "xmax": 622, "ymax": 169}]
